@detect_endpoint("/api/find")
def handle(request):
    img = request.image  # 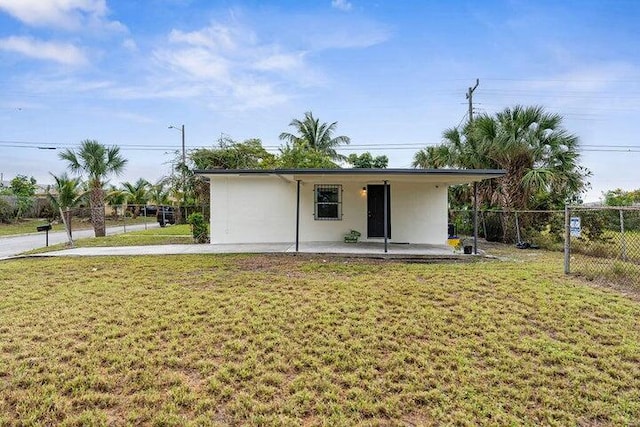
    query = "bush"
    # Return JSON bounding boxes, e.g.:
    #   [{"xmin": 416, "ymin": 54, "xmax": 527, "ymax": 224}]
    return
[
  {"xmin": 0, "ymin": 198, "xmax": 14, "ymax": 223},
  {"xmin": 187, "ymin": 213, "xmax": 209, "ymax": 243},
  {"xmin": 483, "ymin": 213, "xmax": 503, "ymax": 242}
]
